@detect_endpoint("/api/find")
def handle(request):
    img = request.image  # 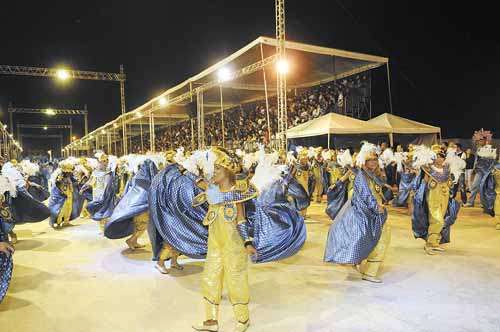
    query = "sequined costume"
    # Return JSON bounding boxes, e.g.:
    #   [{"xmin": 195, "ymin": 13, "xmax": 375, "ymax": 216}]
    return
[
  {"xmin": 104, "ymin": 160, "xmax": 158, "ymax": 240},
  {"xmin": 492, "ymin": 165, "xmax": 500, "ymax": 229},
  {"xmin": 392, "ymin": 169, "xmax": 417, "ymax": 208},
  {"xmin": 311, "ymin": 158, "xmax": 327, "ymax": 203},
  {"xmin": 0, "ymin": 215, "xmax": 13, "ymax": 303},
  {"xmin": 292, "ymin": 162, "xmax": 314, "ymax": 217},
  {"xmin": 324, "ymin": 169, "xmax": 390, "ymax": 279},
  {"xmin": 411, "ymin": 166, "xmax": 460, "ymax": 246},
  {"xmin": 86, "ymin": 169, "xmax": 117, "ymax": 222},
  {"xmin": 48, "ymin": 173, "xmax": 83, "ymax": 228}
]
